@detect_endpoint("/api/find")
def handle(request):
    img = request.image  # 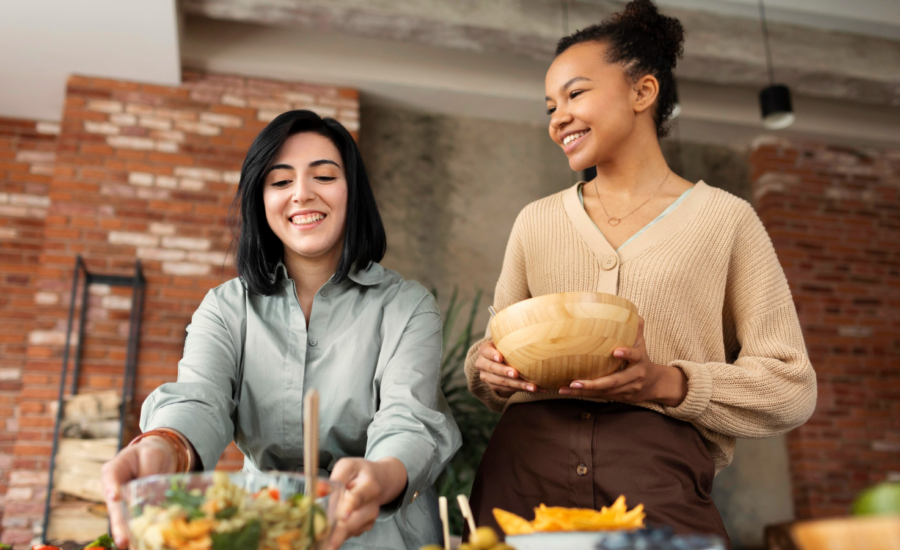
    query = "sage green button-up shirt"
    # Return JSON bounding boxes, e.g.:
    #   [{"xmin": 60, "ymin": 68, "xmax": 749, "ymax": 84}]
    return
[{"xmin": 140, "ymin": 262, "xmax": 461, "ymax": 549}]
